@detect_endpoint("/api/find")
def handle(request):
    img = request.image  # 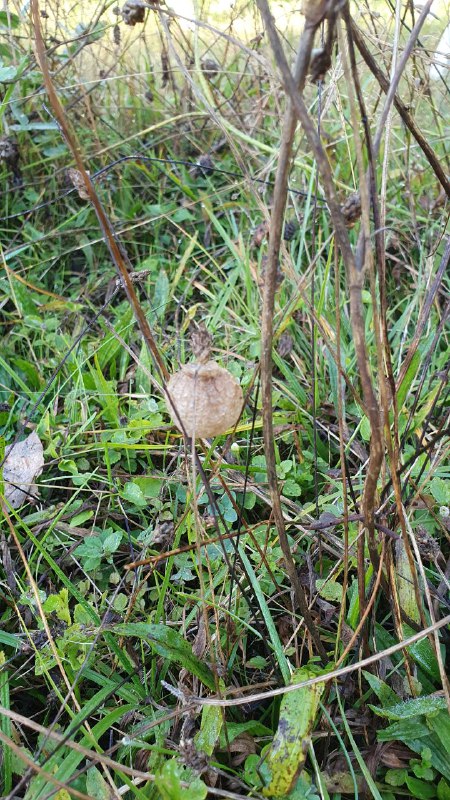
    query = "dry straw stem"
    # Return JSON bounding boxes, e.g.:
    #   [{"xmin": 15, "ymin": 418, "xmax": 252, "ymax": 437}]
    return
[
  {"xmin": 257, "ymin": 0, "xmax": 384, "ymax": 635},
  {"xmin": 352, "ymin": 0, "xmax": 441, "ymax": 641},
  {"xmin": 255, "ymin": 0, "xmax": 328, "ymax": 664},
  {"xmin": 29, "ymin": 0, "xmax": 247, "ymax": 596},
  {"xmin": 337, "ymin": 17, "xmax": 386, "ymax": 635},
  {"xmin": 371, "ymin": 0, "xmax": 439, "ymax": 160},
  {"xmin": 192, "ymin": 614, "xmax": 450, "ymax": 708},
  {"xmin": 28, "ymin": 0, "xmax": 276, "ymax": 757}
]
